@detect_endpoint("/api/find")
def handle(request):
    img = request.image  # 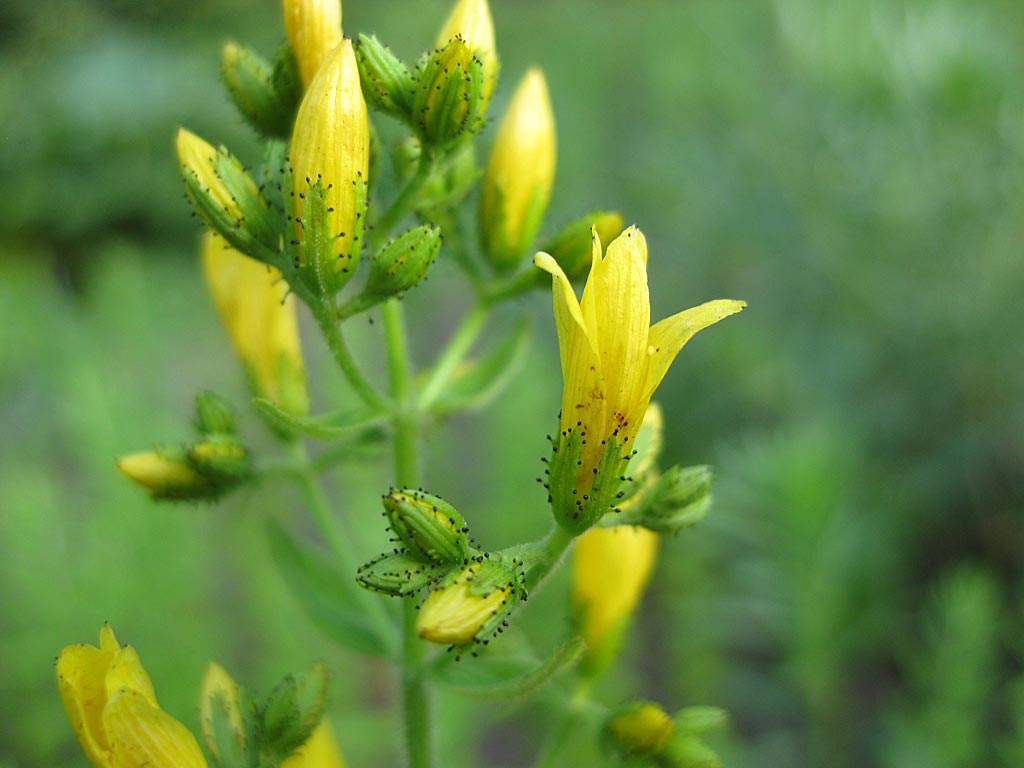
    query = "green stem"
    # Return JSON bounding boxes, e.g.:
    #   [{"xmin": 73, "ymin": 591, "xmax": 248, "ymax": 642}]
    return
[
  {"xmin": 535, "ymin": 680, "xmax": 597, "ymax": 768},
  {"xmin": 312, "ymin": 299, "xmax": 390, "ymax": 412},
  {"xmin": 381, "ymin": 298, "xmax": 435, "ymax": 768},
  {"xmin": 289, "ymin": 440, "xmax": 396, "ymax": 654},
  {"xmin": 418, "ymin": 299, "xmax": 492, "ymax": 410},
  {"xmin": 523, "ymin": 525, "xmax": 577, "ymax": 592}
]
